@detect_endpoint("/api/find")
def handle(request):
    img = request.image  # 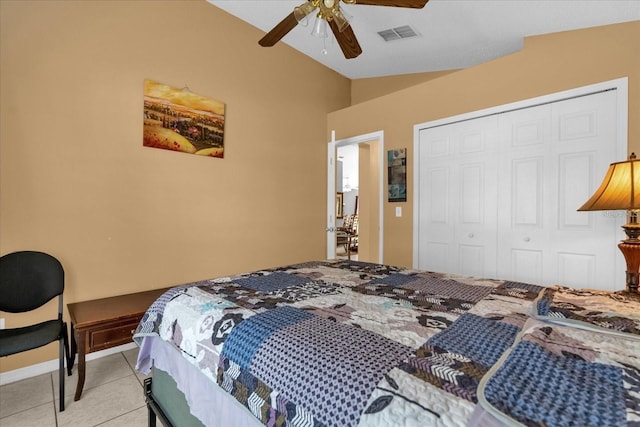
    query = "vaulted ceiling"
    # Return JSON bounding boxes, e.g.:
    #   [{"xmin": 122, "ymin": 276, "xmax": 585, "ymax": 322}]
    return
[{"xmin": 208, "ymin": 0, "xmax": 640, "ymax": 79}]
